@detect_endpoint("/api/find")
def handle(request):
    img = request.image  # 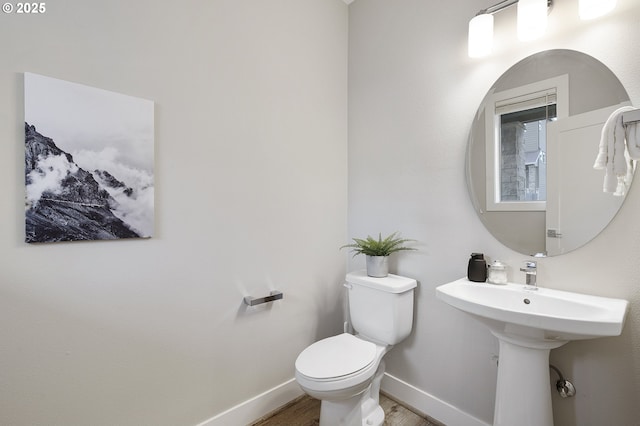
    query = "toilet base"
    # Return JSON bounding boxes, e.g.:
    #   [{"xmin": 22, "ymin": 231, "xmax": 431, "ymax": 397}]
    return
[
  {"xmin": 361, "ymin": 397, "xmax": 384, "ymax": 426},
  {"xmin": 318, "ymin": 361, "xmax": 386, "ymax": 426}
]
